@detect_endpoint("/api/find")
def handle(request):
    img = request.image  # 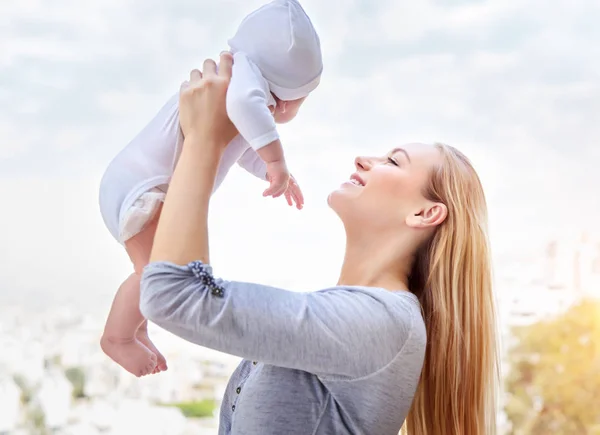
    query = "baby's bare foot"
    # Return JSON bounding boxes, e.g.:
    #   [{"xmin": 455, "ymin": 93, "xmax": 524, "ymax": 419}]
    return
[
  {"xmin": 136, "ymin": 329, "xmax": 168, "ymax": 372},
  {"xmin": 100, "ymin": 335, "xmax": 157, "ymax": 377}
]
